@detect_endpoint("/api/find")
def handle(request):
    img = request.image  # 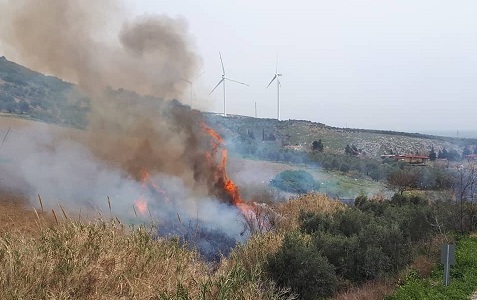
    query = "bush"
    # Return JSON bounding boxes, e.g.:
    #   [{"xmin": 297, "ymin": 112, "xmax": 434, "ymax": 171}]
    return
[
  {"xmin": 266, "ymin": 232, "xmax": 337, "ymax": 299},
  {"xmin": 270, "ymin": 170, "xmax": 320, "ymax": 194}
]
